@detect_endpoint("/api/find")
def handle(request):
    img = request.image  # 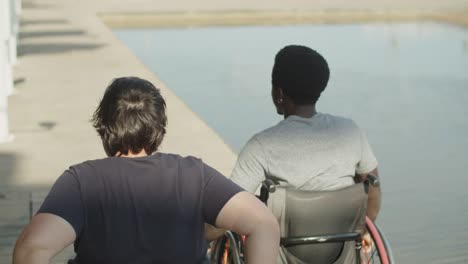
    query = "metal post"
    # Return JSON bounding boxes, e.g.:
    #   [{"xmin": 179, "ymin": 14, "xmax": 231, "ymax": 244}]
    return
[
  {"xmin": 0, "ymin": 0, "xmax": 14, "ymax": 142},
  {"xmin": 0, "ymin": 42, "xmax": 13, "ymax": 142},
  {"xmin": 2, "ymin": 42, "xmax": 14, "ymax": 96},
  {"xmin": 0, "ymin": 90, "xmax": 10, "ymax": 143},
  {"xmin": 9, "ymin": 0, "xmax": 18, "ymax": 65},
  {"xmin": 1, "ymin": 0, "xmax": 14, "ymax": 93}
]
